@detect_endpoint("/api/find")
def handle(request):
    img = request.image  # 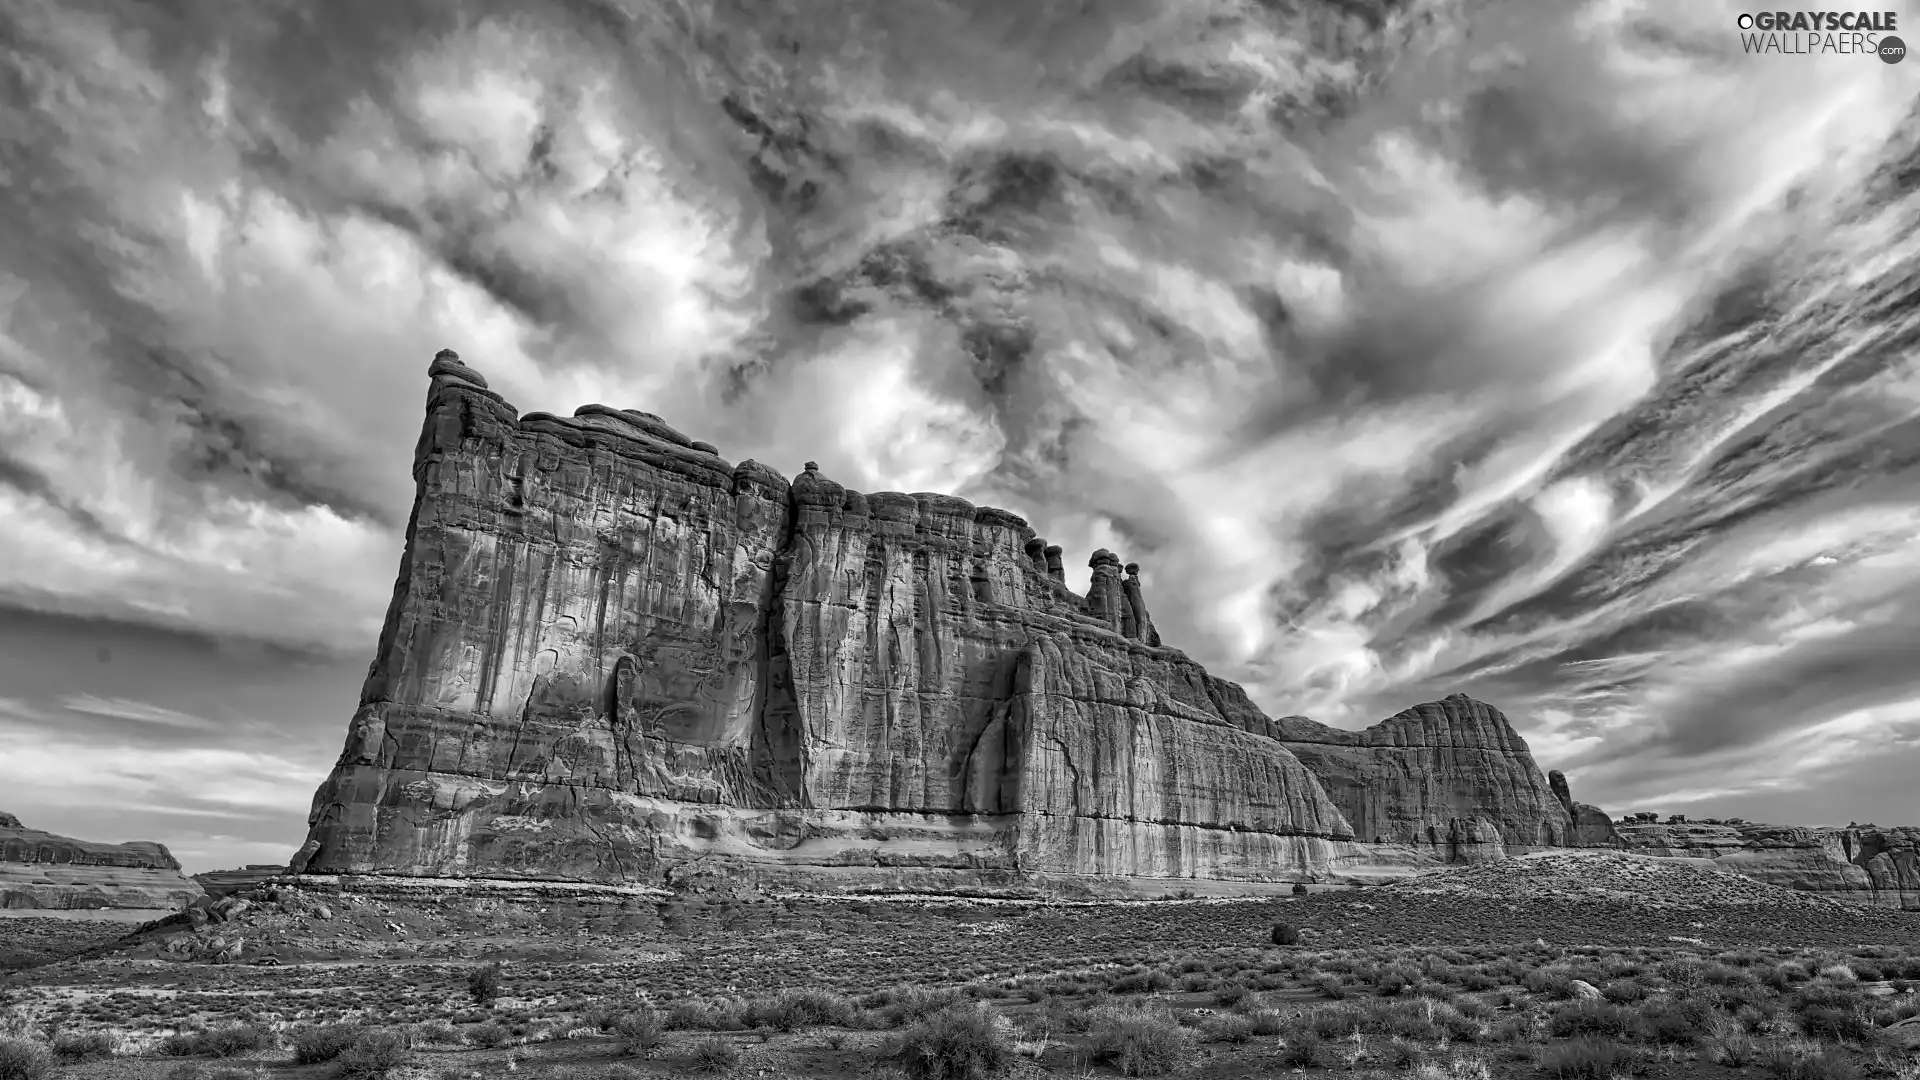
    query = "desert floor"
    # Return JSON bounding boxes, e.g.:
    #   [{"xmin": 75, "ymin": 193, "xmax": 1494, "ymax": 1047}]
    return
[{"xmin": 1, "ymin": 853, "xmax": 1917, "ymax": 1079}]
